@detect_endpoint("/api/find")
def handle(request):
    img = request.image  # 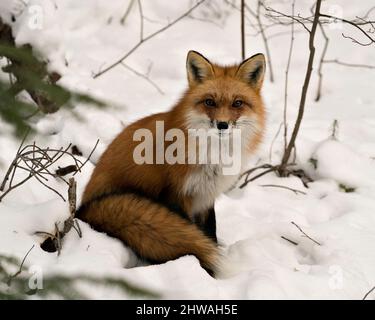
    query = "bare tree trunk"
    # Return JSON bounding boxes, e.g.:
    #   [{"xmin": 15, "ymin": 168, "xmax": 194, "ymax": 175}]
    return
[
  {"xmin": 283, "ymin": 0, "xmax": 295, "ymax": 150},
  {"xmin": 278, "ymin": 0, "xmax": 322, "ymax": 176},
  {"xmin": 241, "ymin": 0, "xmax": 245, "ymax": 60},
  {"xmin": 256, "ymin": 1, "xmax": 274, "ymax": 82},
  {"xmin": 315, "ymin": 21, "xmax": 329, "ymax": 101}
]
